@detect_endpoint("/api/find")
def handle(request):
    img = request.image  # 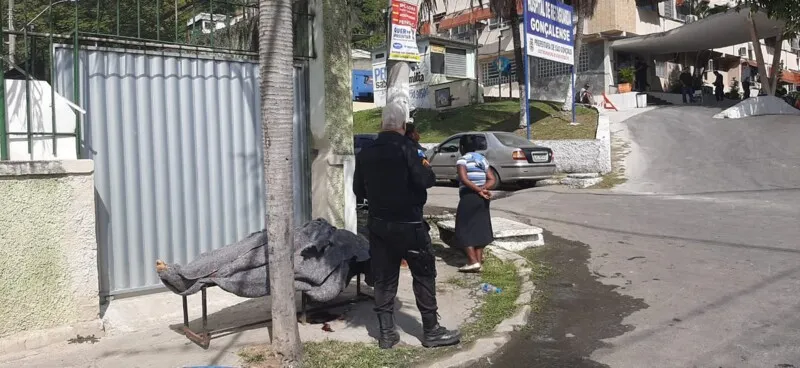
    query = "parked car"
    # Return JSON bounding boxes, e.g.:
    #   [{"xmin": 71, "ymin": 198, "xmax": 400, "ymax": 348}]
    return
[
  {"xmin": 426, "ymin": 132, "xmax": 555, "ymax": 188},
  {"xmin": 354, "ymin": 134, "xmax": 378, "ymax": 207}
]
